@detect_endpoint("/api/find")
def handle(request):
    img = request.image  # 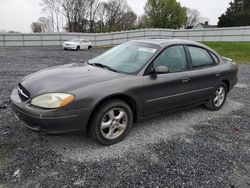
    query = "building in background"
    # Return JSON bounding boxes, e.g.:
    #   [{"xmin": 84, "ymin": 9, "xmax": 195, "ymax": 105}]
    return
[{"xmin": 193, "ymin": 21, "xmax": 217, "ymax": 29}]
